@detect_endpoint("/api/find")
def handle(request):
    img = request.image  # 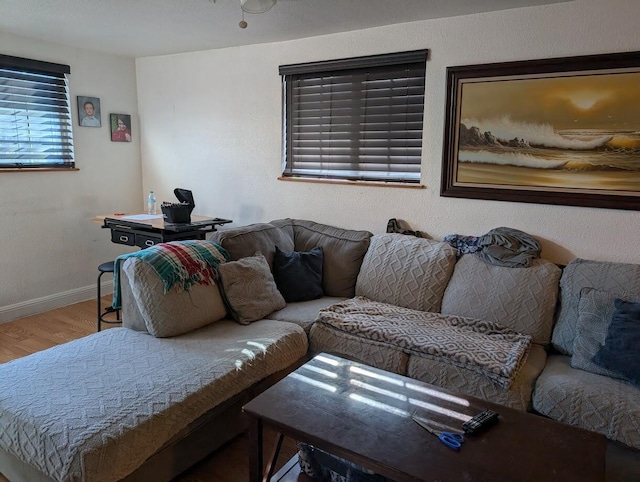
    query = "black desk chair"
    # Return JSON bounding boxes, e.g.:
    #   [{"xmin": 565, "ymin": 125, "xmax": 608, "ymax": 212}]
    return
[{"xmin": 97, "ymin": 261, "xmax": 121, "ymax": 331}]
